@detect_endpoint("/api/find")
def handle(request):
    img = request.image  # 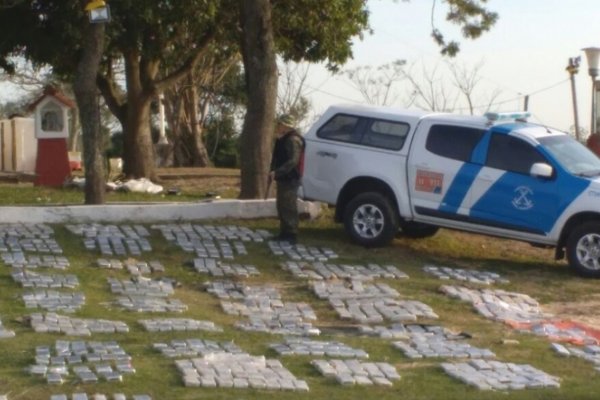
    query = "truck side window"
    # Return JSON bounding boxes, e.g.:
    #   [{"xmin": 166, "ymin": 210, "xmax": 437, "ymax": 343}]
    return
[
  {"xmin": 486, "ymin": 134, "xmax": 547, "ymax": 175},
  {"xmin": 361, "ymin": 119, "xmax": 409, "ymax": 150},
  {"xmin": 426, "ymin": 125, "xmax": 484, "ymax": 161},
  {"xmin": 317, "ymin": 114, "xmax": 362, "ymax": 144}
]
